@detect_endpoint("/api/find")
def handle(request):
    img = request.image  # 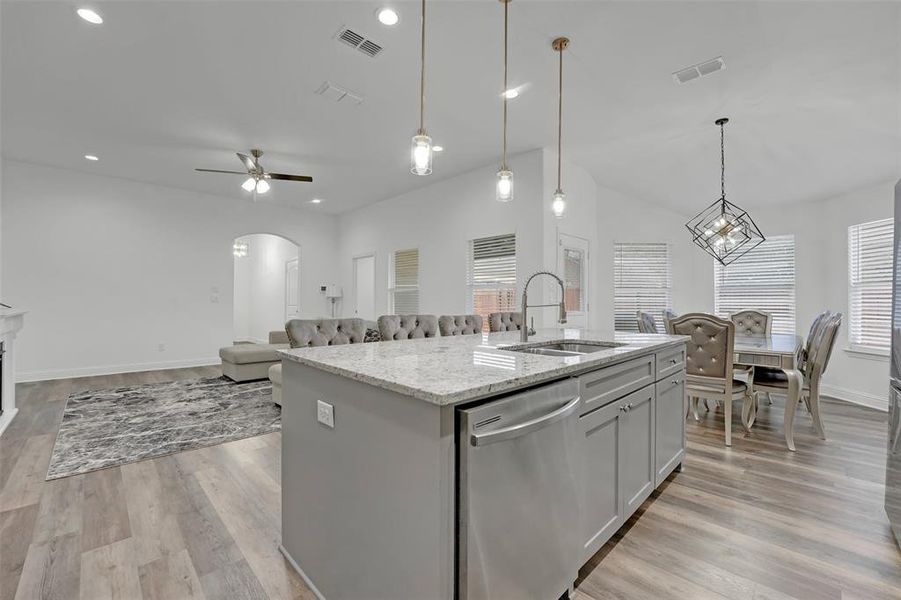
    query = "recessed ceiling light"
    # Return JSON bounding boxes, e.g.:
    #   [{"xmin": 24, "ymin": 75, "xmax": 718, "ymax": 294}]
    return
[
  {"xmin": 377, "ymin": 8, "xmax": 399, "ymax": 26},
  {"xmin": 310, "ymin": 198, "xmax": 323, "ymax": 204},
  {"xmin": 502, "ymin": 88, "xmax": 519, "ymax": 100},
  {"xmin": 76, "ymin": 8, "xmax": 103, "ymax": 24},
  {"xmin": 84, "ymin": 154, "xmax": 99, "ymax": 161},
  {"xmin": 432, "ymin": 145, "xmax": 444, "ymax": 152}
]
